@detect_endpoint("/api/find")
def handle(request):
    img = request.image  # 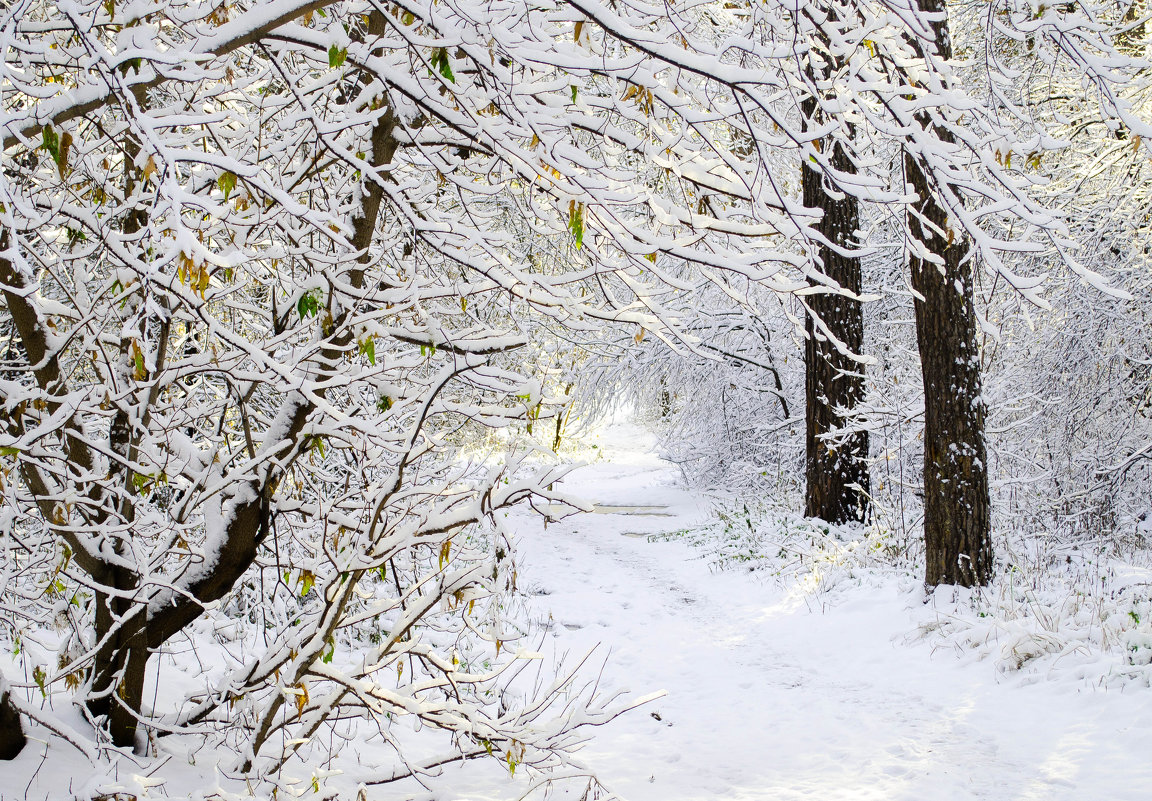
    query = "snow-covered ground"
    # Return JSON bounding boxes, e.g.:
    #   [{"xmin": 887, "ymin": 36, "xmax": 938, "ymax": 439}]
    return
[
  {"xmin": 8, "ymin": 418, "xmax": 1152, "ymax": 800},
  {"xmin": 451, "ymin": 420, "xmax": 1152, "ymax": 801}
]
